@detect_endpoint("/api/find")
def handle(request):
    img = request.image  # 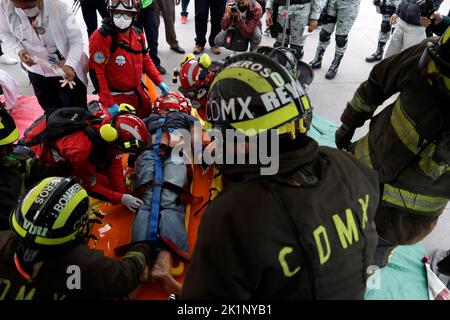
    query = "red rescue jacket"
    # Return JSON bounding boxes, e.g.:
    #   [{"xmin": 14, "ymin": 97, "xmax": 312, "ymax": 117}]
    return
[{"xmin": 89, "ymin": 21, "xmax": 162, "ymax": 111}]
